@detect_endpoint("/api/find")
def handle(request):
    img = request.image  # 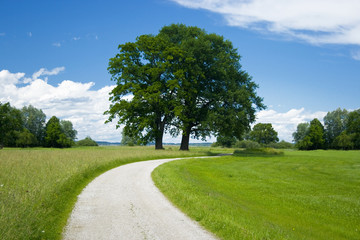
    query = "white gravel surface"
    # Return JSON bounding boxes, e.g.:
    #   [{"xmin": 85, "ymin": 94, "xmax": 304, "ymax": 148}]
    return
[{"xmin": 63, "ymin": 157, "xmax": 218, "ymax": 240}]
